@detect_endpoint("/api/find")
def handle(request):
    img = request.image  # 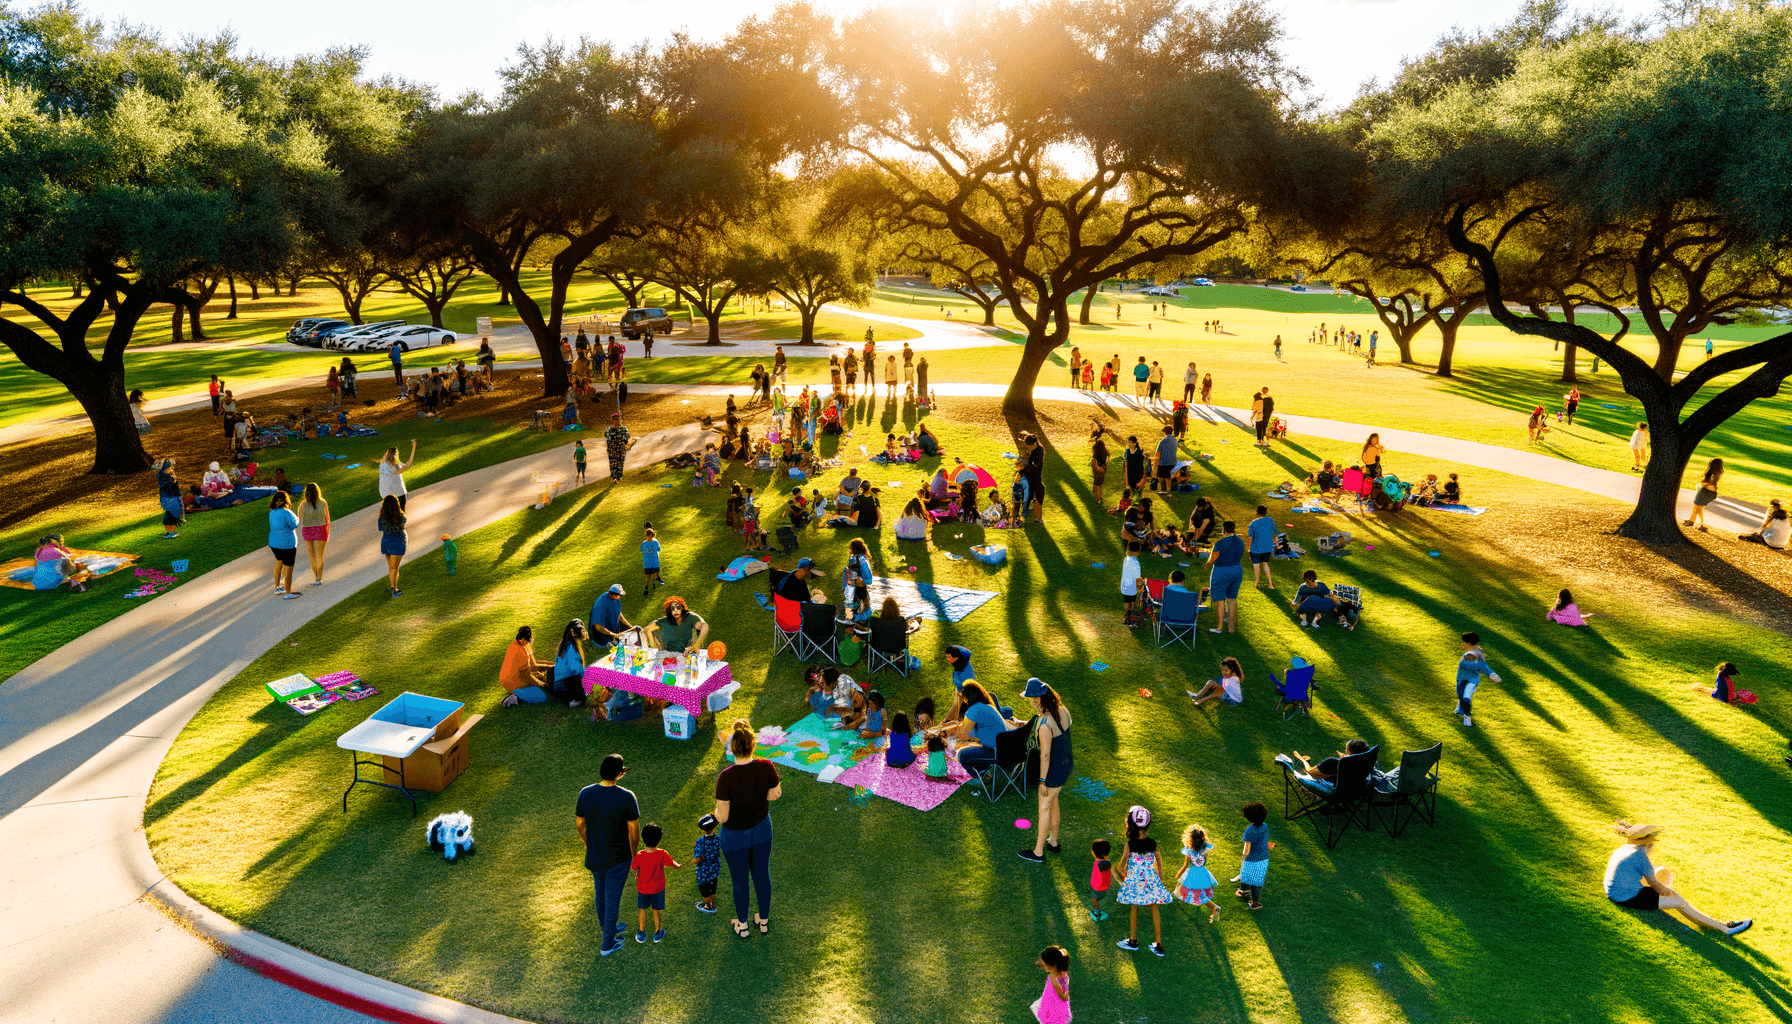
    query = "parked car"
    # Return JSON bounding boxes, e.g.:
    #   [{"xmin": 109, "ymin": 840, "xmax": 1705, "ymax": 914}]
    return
[
  {"xmin": 345, "ymin": 324, "xmax": 457, "ymax": 353},
  {"xmin": 1143, "ymin": 285, "xmax": 1181, "ymax": 297},
  {"xmin": 289, "ymin": 318, "xmax": 347, "ymax": 346},
  {"xmin": 321, "ymin": 321, "xmax": 407, "ymax": 350},
  {"xmin": 1191, "ymin": 277, "xmax": 1215, "ymax": 287},
  {"xmin": 618, "ymin": 307, "xmax": 673, "ymax": 340}
]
